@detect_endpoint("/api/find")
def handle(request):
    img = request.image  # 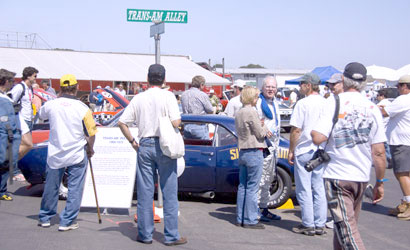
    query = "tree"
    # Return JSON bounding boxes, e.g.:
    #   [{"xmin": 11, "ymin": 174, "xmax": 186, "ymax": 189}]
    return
[{"xmin": 239, "ymin": 64, "xmax": 265, "ymax": 69}]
